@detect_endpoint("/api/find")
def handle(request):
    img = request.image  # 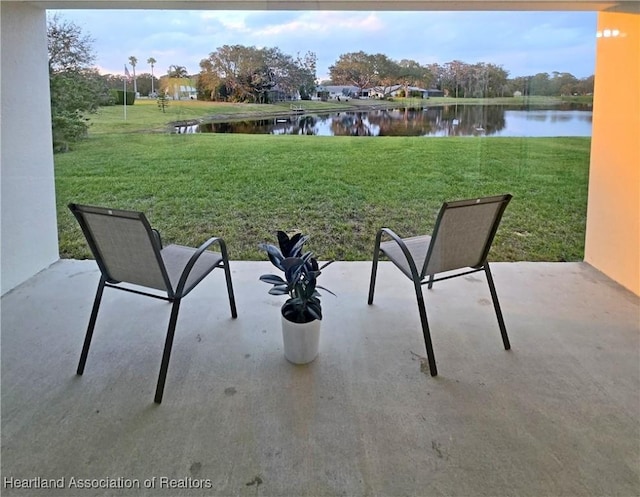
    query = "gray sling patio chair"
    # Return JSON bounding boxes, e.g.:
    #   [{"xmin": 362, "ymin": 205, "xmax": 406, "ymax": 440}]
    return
[
  {"xmin": 69, "ymin": 203, "xmax": 237, "ymax": 403},
  {"xmin": 368, "ymin": 194, "xmax": 512, "ymax": 377}
]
